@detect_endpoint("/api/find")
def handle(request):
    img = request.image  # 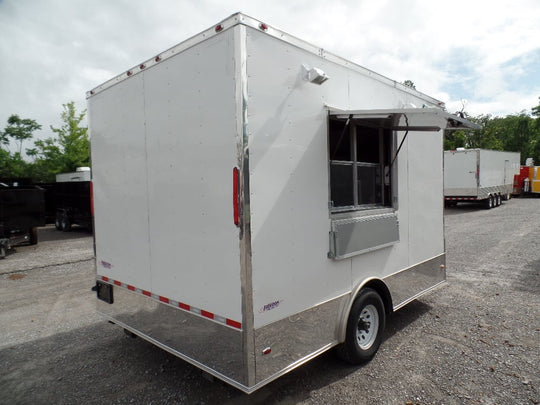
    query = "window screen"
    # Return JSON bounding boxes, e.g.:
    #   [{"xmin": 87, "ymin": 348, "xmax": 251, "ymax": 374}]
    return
[{"xmin": 329, "ymin": 119, "xmax": 391, "ymax": 211}]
